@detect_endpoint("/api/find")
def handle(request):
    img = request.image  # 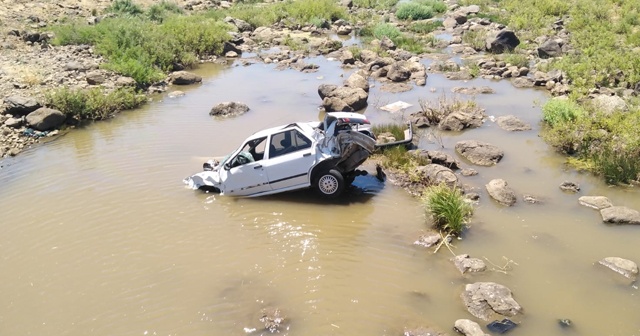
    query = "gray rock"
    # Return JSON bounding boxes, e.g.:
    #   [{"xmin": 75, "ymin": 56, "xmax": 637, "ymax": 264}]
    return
[
  {"xmin": 414, "ymin": 233, "xmax": 441, "ymax": 248},
  {"xmin": 4, "ymin": 117, "xmax": 23, "ymax": 128},
  {"xmin": 321, "ymin": 86, "xmax": 368, "ymax": 112},
  {"xmin": 168, "ymin": 91, "xmax": 185, "ymax": 98},
  {"xmin": 454, "ymin": 319, "xmax": 489, "ymax": 336},
  {"xmin": 486, "ymin": 30, "xmax": 520, "ymax": 54},
  {"xmin": 461, "ymin": 282, "xmax": 523, "ymax": 321},
  {"xmin": 209, "ymin": 102, "xmax": 250, "ymax": 117},
  {"xmin": 345, "ymin": 73, "xmax": 369, "ymax": 92},
  {"xmin": 600, "ymin": 206, "xmax": 640, "ymax": 224},
  {"xmin": 380, "ymin": 82, "xmax": 412, "ymax": 93},
  {"xmin": 598, "ymin": 257, "xmax": 638, "ymax": 280},
  {"xmin": 418, "ymin": 164, "xmax": 458, "ymax": 187},
  {"xmin": 452, "ymin": 86, "xmax": 495, "ymax": 95},
  {"xmin": 412, "ymin": 150, "xmax": 460, "ymax": 169},
  {"xmin": 224, "ymin": 16, "xmax": 252, "ymax": 32},
  {"xmin": 86, "ymin": 71, "xmax": 106, "ymax": 85},
  {"xmin": 579, "ymin": 196, "xmax": 613, "ymax": 210},
  {"xmin": 591, "ymin": 94, "xmax": 627, "ymax": 115},
  {"xmin": 169, "ymin": 71, "xmax": 202, "ymax": 85},
  {"xmin": 455, "ymin": 140, "xmax": 504, "ymax": 166},
  {"xmin": 485, "ymin": 179, "xmax": 517, "ymax": 206},
  {"xmin": 340, "ymin": 49, "xmax": 355, "ymax": 65},
  {"xmin": 461, "ymin": 168, "xmax": 478, "ymax": 176},
  {"xmin": 559, "ymin": 181, "xmax": 580, "ymax": 193},
  {"xmin": 439, "ymin": 109, "xmax": 486, "ymax": 131},
  {"xmin": 496, "ymin": 115, "xmax": 531, "ymax": 131},
  {"xmin": 26, "ymin": 107, "xmax": 65, "ymax": 131},
  {"xmin": 453, "ymin": 254, "xmax": 487, "ymax": 274},
  {"xmin": 116, "ymin": 76, "xmax": 137, "ymax": 87},
  {"xmin": 317, "ymin": 84, "xmax": 338, "ymax": 99},
  {"xmin": 537, "ymin": 38, "xmax": 562, "ymax": 58},
  {"xmin": 63, "ymin": 61, "xmax": 88, "ymax": 71},
  {"xmin": 511, "ymin": 77, "xmax": 535, "ymax": 88},
  {"xmin": 386, "ymin": 63, "xmax": 411, "ymax": 82},
  {"xmin": 3, "ymin": 95, "xmax": 41, "ymax": 116}
]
